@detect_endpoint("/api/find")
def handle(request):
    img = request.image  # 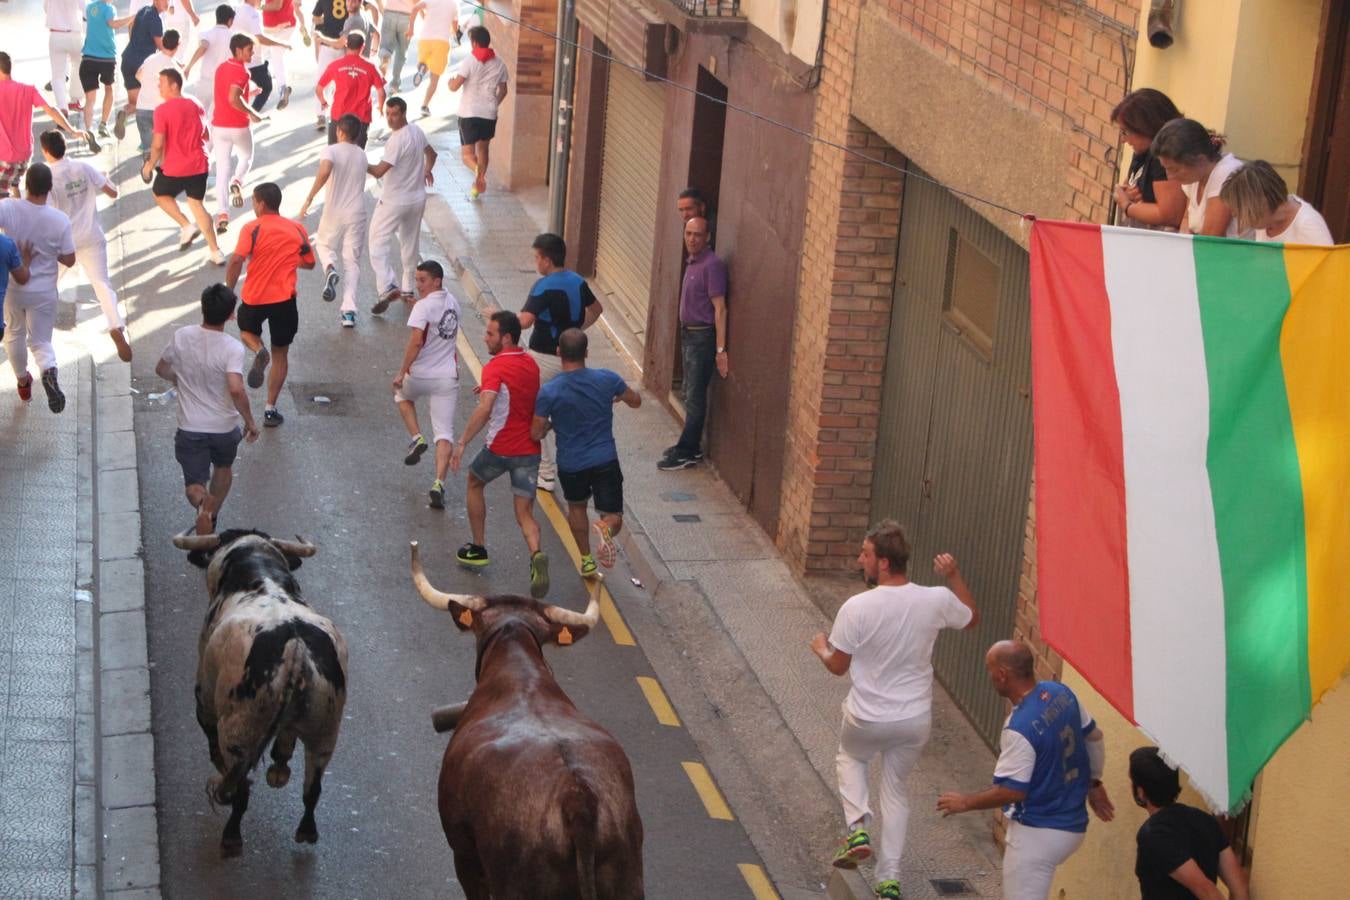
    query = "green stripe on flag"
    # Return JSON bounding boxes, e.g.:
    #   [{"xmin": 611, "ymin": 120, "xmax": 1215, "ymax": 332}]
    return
[{"xmin": 1193, "ymin": 238, "xmax": 1310, "ymax": 809}]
